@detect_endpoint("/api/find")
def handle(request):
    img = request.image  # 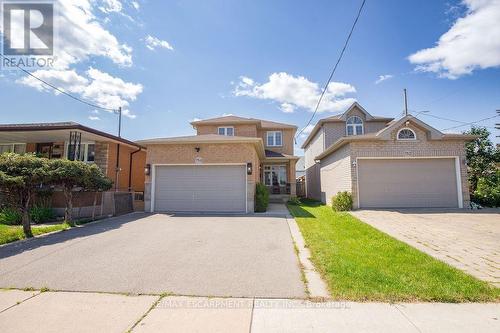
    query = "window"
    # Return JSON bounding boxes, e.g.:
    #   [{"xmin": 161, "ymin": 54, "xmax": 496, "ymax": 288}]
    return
[
  {"xmin": 0, "ymin": 143, "xmax": 26, "ymax": 154},
  {"xmin": 263, "ymin": 165, "xmax": 287, "ymax": 186},
  {"xmin": 66, "ymin": 143, "xmax": 95, "ymax": 162},
  {"xmin": 217, "ymin": 127, "xmax": 234, "ymax": 136},
  {"xmin": 346, "ymin": 116, "xmax": 363, "ymax": 136},
  {"xmin": 397, "ymin": 128, "xmax": 416, "ymax": 140},
  {"xmin": 266, "ymin": 131, "xmax": 282, "ymax": 147}
]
